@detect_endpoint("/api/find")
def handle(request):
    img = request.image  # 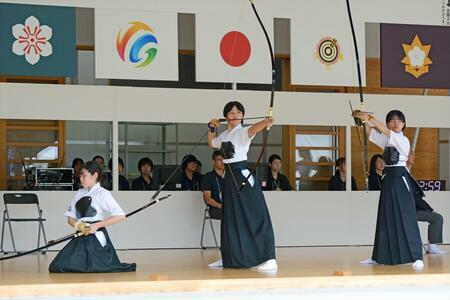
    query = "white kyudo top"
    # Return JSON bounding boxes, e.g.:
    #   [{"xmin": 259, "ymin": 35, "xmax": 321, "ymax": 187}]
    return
[
  {"xmin": 65, "ymin": 182, "xmax": 125, "ymax": 246},
  {"xmin": 369, "ymin": 129, "xmax": 410, "ymax": 167},
  {"xmin": 211, "ymin": 124, "xmax": 255, "ymax": 164}
]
